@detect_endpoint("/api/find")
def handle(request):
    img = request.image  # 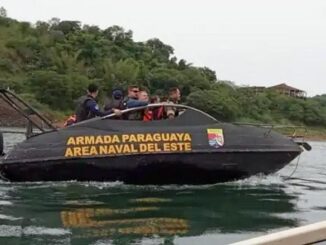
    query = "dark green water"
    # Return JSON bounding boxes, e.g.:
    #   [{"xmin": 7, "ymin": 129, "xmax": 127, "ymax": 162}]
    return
[{"xmin": 1, "ymin": 132, "xmax": 326, "ymax": 244}]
